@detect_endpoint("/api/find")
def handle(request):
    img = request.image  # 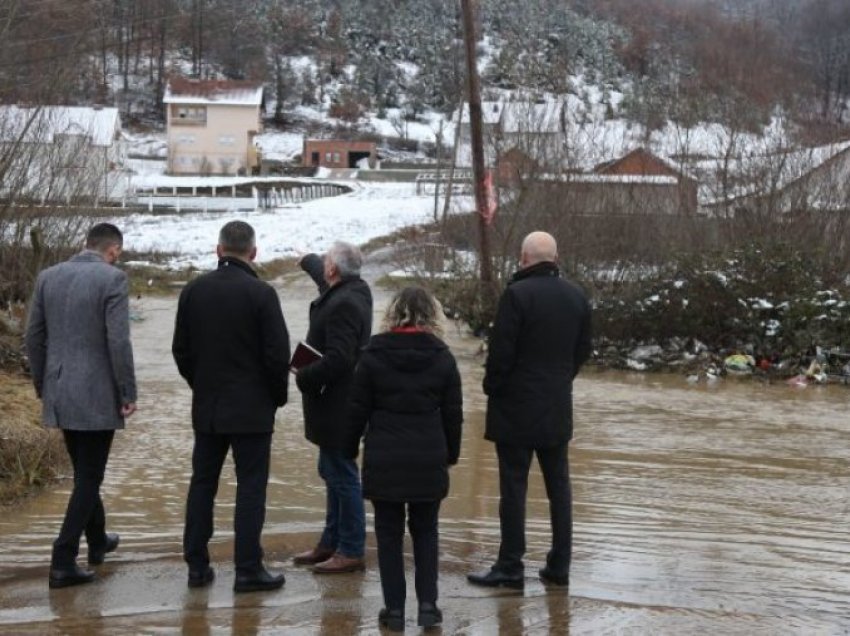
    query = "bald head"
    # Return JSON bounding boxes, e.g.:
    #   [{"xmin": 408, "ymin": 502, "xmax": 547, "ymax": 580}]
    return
[{"xmin": 520, "ymin": 231, "xmax": 558, "ymax": 267}]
